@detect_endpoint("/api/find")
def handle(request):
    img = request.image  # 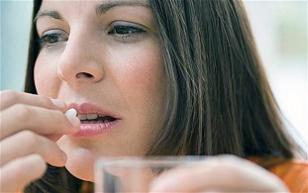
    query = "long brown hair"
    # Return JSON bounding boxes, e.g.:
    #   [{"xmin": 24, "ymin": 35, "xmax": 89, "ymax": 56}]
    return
[{"xmin": 24, "ymin": 0, "xmax": 300, "ymax": 192}]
